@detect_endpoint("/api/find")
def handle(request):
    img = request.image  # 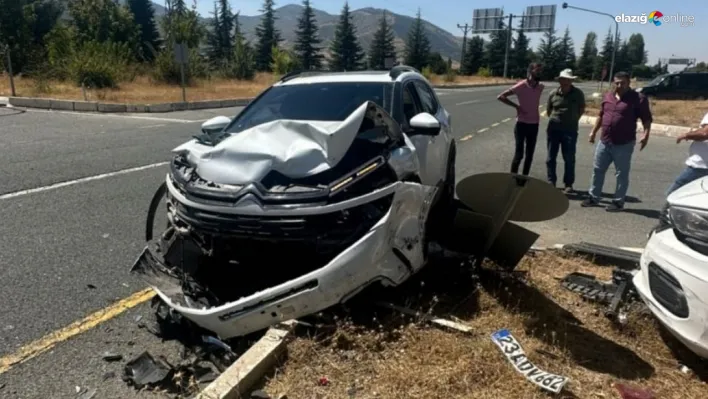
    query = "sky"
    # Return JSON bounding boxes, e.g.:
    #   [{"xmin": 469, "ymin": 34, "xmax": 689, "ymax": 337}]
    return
[{"xmin": 190, "ymin": 0, "xmax": 706, "ymax": 68}]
